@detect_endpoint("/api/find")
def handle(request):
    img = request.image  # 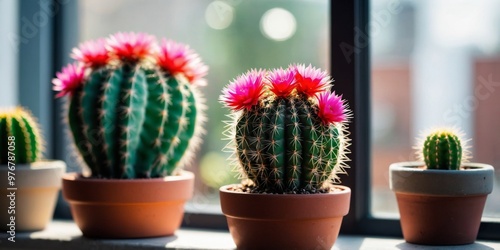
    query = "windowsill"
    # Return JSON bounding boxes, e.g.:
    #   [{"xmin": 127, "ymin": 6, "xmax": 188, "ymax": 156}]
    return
[{"xmin": 1, "ymin": 220, "xmax": 499, "ymax": 250}]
